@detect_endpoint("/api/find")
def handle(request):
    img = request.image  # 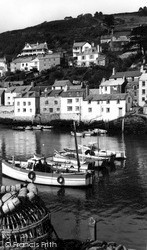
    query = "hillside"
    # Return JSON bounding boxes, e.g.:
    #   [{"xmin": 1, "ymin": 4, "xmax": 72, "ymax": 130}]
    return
[{"xmin": 0, "ymin": 10, "xmax": 147, "ymax": 61}]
